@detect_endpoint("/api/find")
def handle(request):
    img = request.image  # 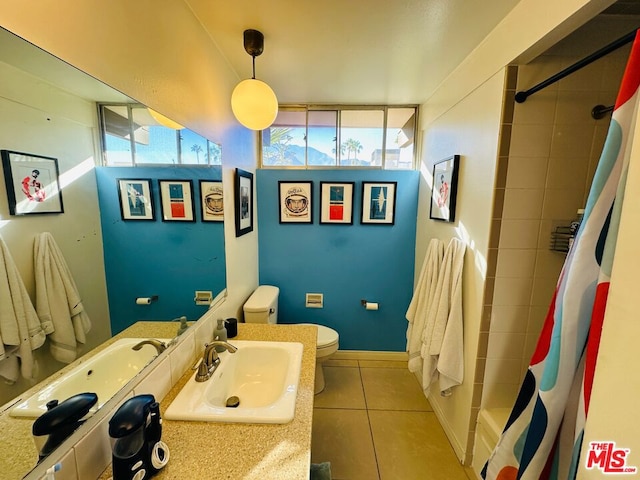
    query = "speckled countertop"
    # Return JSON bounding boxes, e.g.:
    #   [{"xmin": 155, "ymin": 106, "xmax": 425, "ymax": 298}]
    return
[
  {"xmin": 101, "ymin": 323, "xmax": 317, "ymax": 480},
  {"xmin": 2, "ymin": 322, "xmax": 316, "ymax": 480},
  {"xmin": 0, "ymin": 322, "xmax": 184, "ymax": 480}
]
